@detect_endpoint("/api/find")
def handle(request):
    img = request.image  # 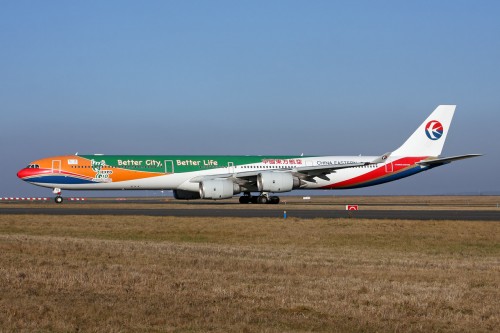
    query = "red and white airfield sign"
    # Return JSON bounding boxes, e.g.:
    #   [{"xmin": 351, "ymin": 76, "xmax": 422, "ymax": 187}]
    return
[{"xmin": 346, "ymin": 205, "xmax": 359, "ymax": 211}]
